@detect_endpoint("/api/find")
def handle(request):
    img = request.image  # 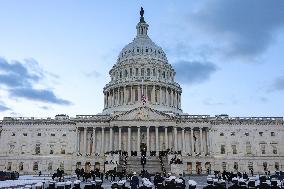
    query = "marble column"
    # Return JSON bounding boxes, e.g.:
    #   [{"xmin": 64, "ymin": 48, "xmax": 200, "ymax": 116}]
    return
[
  {"xmin": 118, "ymin": 127, "xmax": 122, "ymax": 150},
  {"xmin": 182, "ymin": 128, "xmax": 185, "ymax": 154},
  {"xmin": 92, "ymin": 128, "xmax": 96, "ymax": 155},
  {"xmin": 128, "ymin": 127, "xmax": 131, "ymax": 155},
  {"xmin": 171, "ymin": 90, "xmax": 174, "ymax": 107},
  {"xmin": 174, "ymin": 127, "xmax": 177, "ymax": 151},
  {"xmin": 165, "ymin": 87, "xmax": 168, "ymax": 106},
  {"xmin": 76, "ymin": 128, "xmax": 79, "ymax": 154},
  {"xmin": 138, "ymin": 85, "xmax": 141, "ymax": 102},
  {"xmin": 200, "ymin": 128, "xmax": 203, "ymax": 155},
  {"xmin": 118, "ymin": 88, "xmax": 120, "ymax": 105},
  {"xmin": 191, "ymin": 128, "xmax": 194, "ymax": 156},
  {"xmin": 101, "ymin": 127, "xmax": 105, "ymax": 154},
  {"xmin": 165, "ymin": 127, "xmax": 168, "ymax": 150},
  {"xmin": 137, "ymin": 127, "xmax": 140, "ymax": 153},
  {"xmin": 109, "ymin": 127, "xmax": 113, "ymax": 152},
  {"xmin": 131, "ymin": 86, "xmax": 133, "ymax": 104},
  {"xmin": 159, "ymin": 86, "xmax": 162, "ymax": 104},
  {"xmin": 112, "ymin": 89, "xmax": 115, "ymax": 106},
  {"xmin": 155, "ymin": 127, "xmax": 159, "ymax": 153},
  {"xmin": 124, "ymin": 86, "xmax": 126, "ymax": 105},
  {"xmin": 151, "ymin": 85, "xmax": 155, "ymax": 104},
  {"xmin": 83, "ymin": 127, "xmax": 87, "ymax": 156},
  {"xmin": 146, "ymin": 126, "xmax": 150, "ymax": 154},
  {"xmin": 206, "ymin": 128, "xmax": 210, "ymax": 155}
]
